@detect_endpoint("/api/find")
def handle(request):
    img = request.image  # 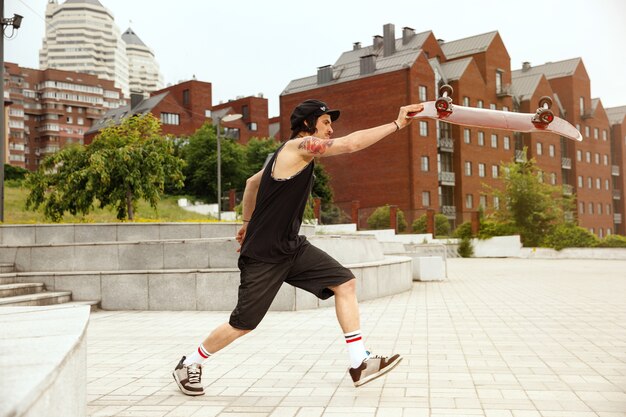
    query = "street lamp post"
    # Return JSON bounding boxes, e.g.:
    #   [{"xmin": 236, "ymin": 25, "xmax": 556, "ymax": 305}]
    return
[{"xmin": 215, "ymin": 113, "xmax": 242, "ymax": 220}]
